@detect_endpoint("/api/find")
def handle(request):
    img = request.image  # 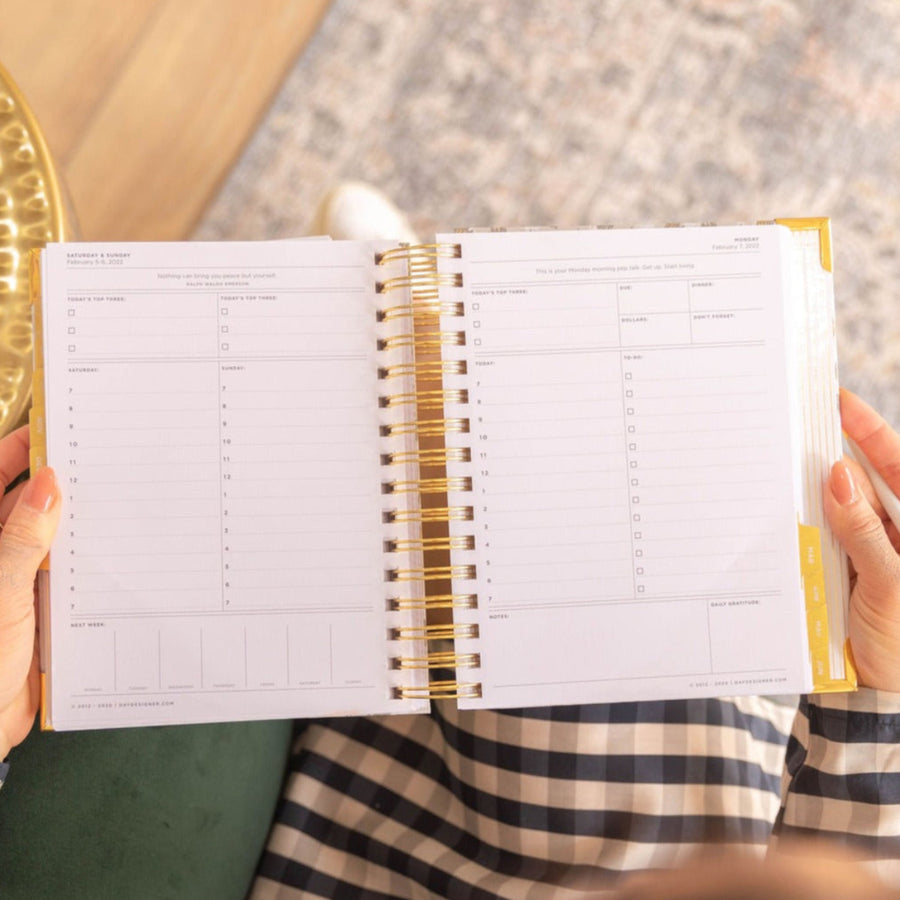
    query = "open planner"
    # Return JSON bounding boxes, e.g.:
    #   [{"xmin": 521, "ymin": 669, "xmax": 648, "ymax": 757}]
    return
[{"xmin": 30, "ymin": 218, "xmax": 855, "ymax": 731}]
